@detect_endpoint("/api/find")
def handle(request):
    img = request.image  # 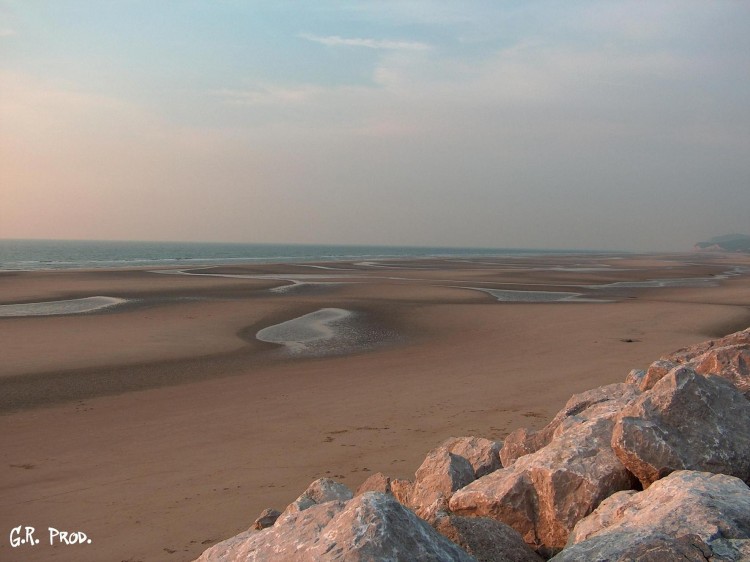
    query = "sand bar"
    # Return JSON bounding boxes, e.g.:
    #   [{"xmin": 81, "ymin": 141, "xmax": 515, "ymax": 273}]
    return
[
  {"xmin": 0, "ymin": 296, "xmax": 126, "ymax": 317},
  {"xmin": 256, "ymin": 308, "xmax": 353, "ymax": 352}
]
